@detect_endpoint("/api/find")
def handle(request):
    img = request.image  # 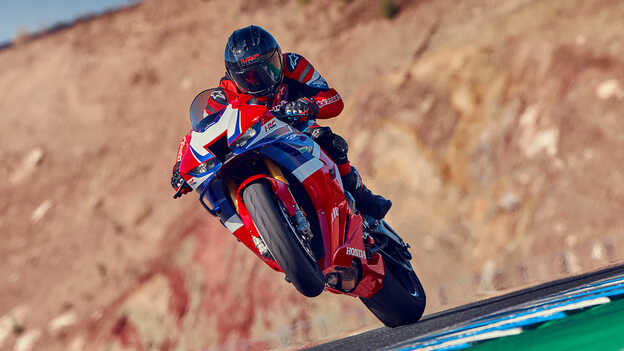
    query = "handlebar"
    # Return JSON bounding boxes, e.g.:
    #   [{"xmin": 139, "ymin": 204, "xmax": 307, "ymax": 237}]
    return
[{"xmin": 173, "ymin": 184, "xmax": 186, "ymax": 199}]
